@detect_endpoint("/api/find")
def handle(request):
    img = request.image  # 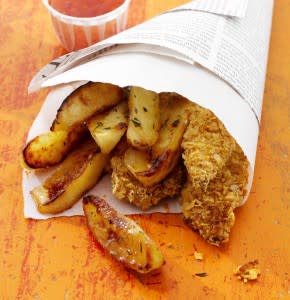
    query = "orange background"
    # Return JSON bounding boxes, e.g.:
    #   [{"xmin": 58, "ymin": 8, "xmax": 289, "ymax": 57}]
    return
[{"xmin": 0, "ymin": 1, "xmax": 289, "ymax": 299}]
